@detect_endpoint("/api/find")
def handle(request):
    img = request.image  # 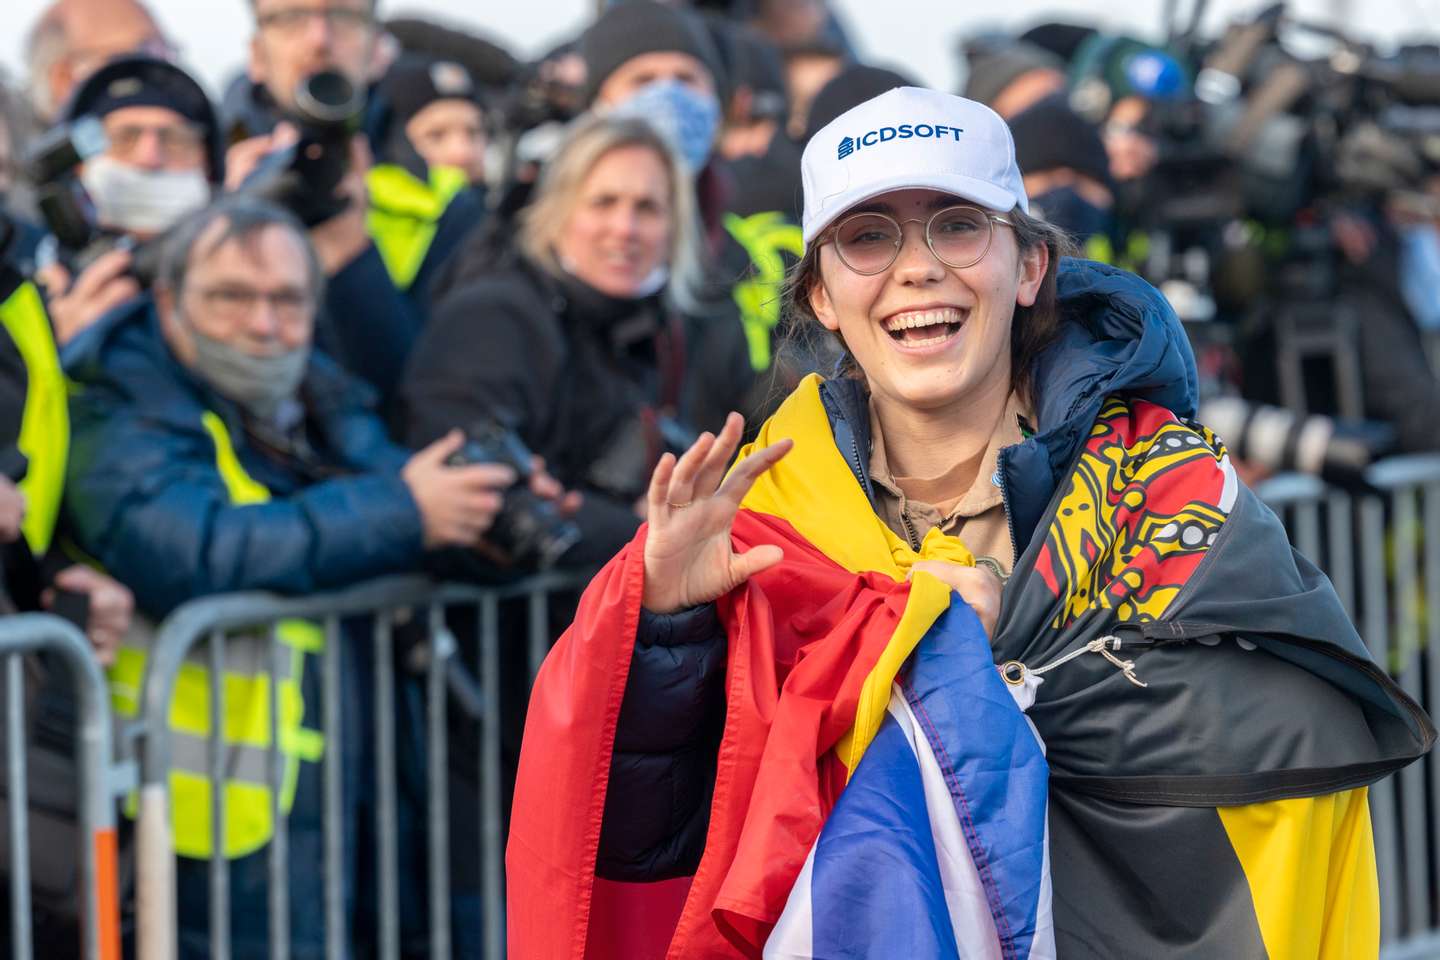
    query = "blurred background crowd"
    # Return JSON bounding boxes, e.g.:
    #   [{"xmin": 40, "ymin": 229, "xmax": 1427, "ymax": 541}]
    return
[{"xmin": 2, "ymin": 0, "xmax": 1440, "ymax": 955}]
